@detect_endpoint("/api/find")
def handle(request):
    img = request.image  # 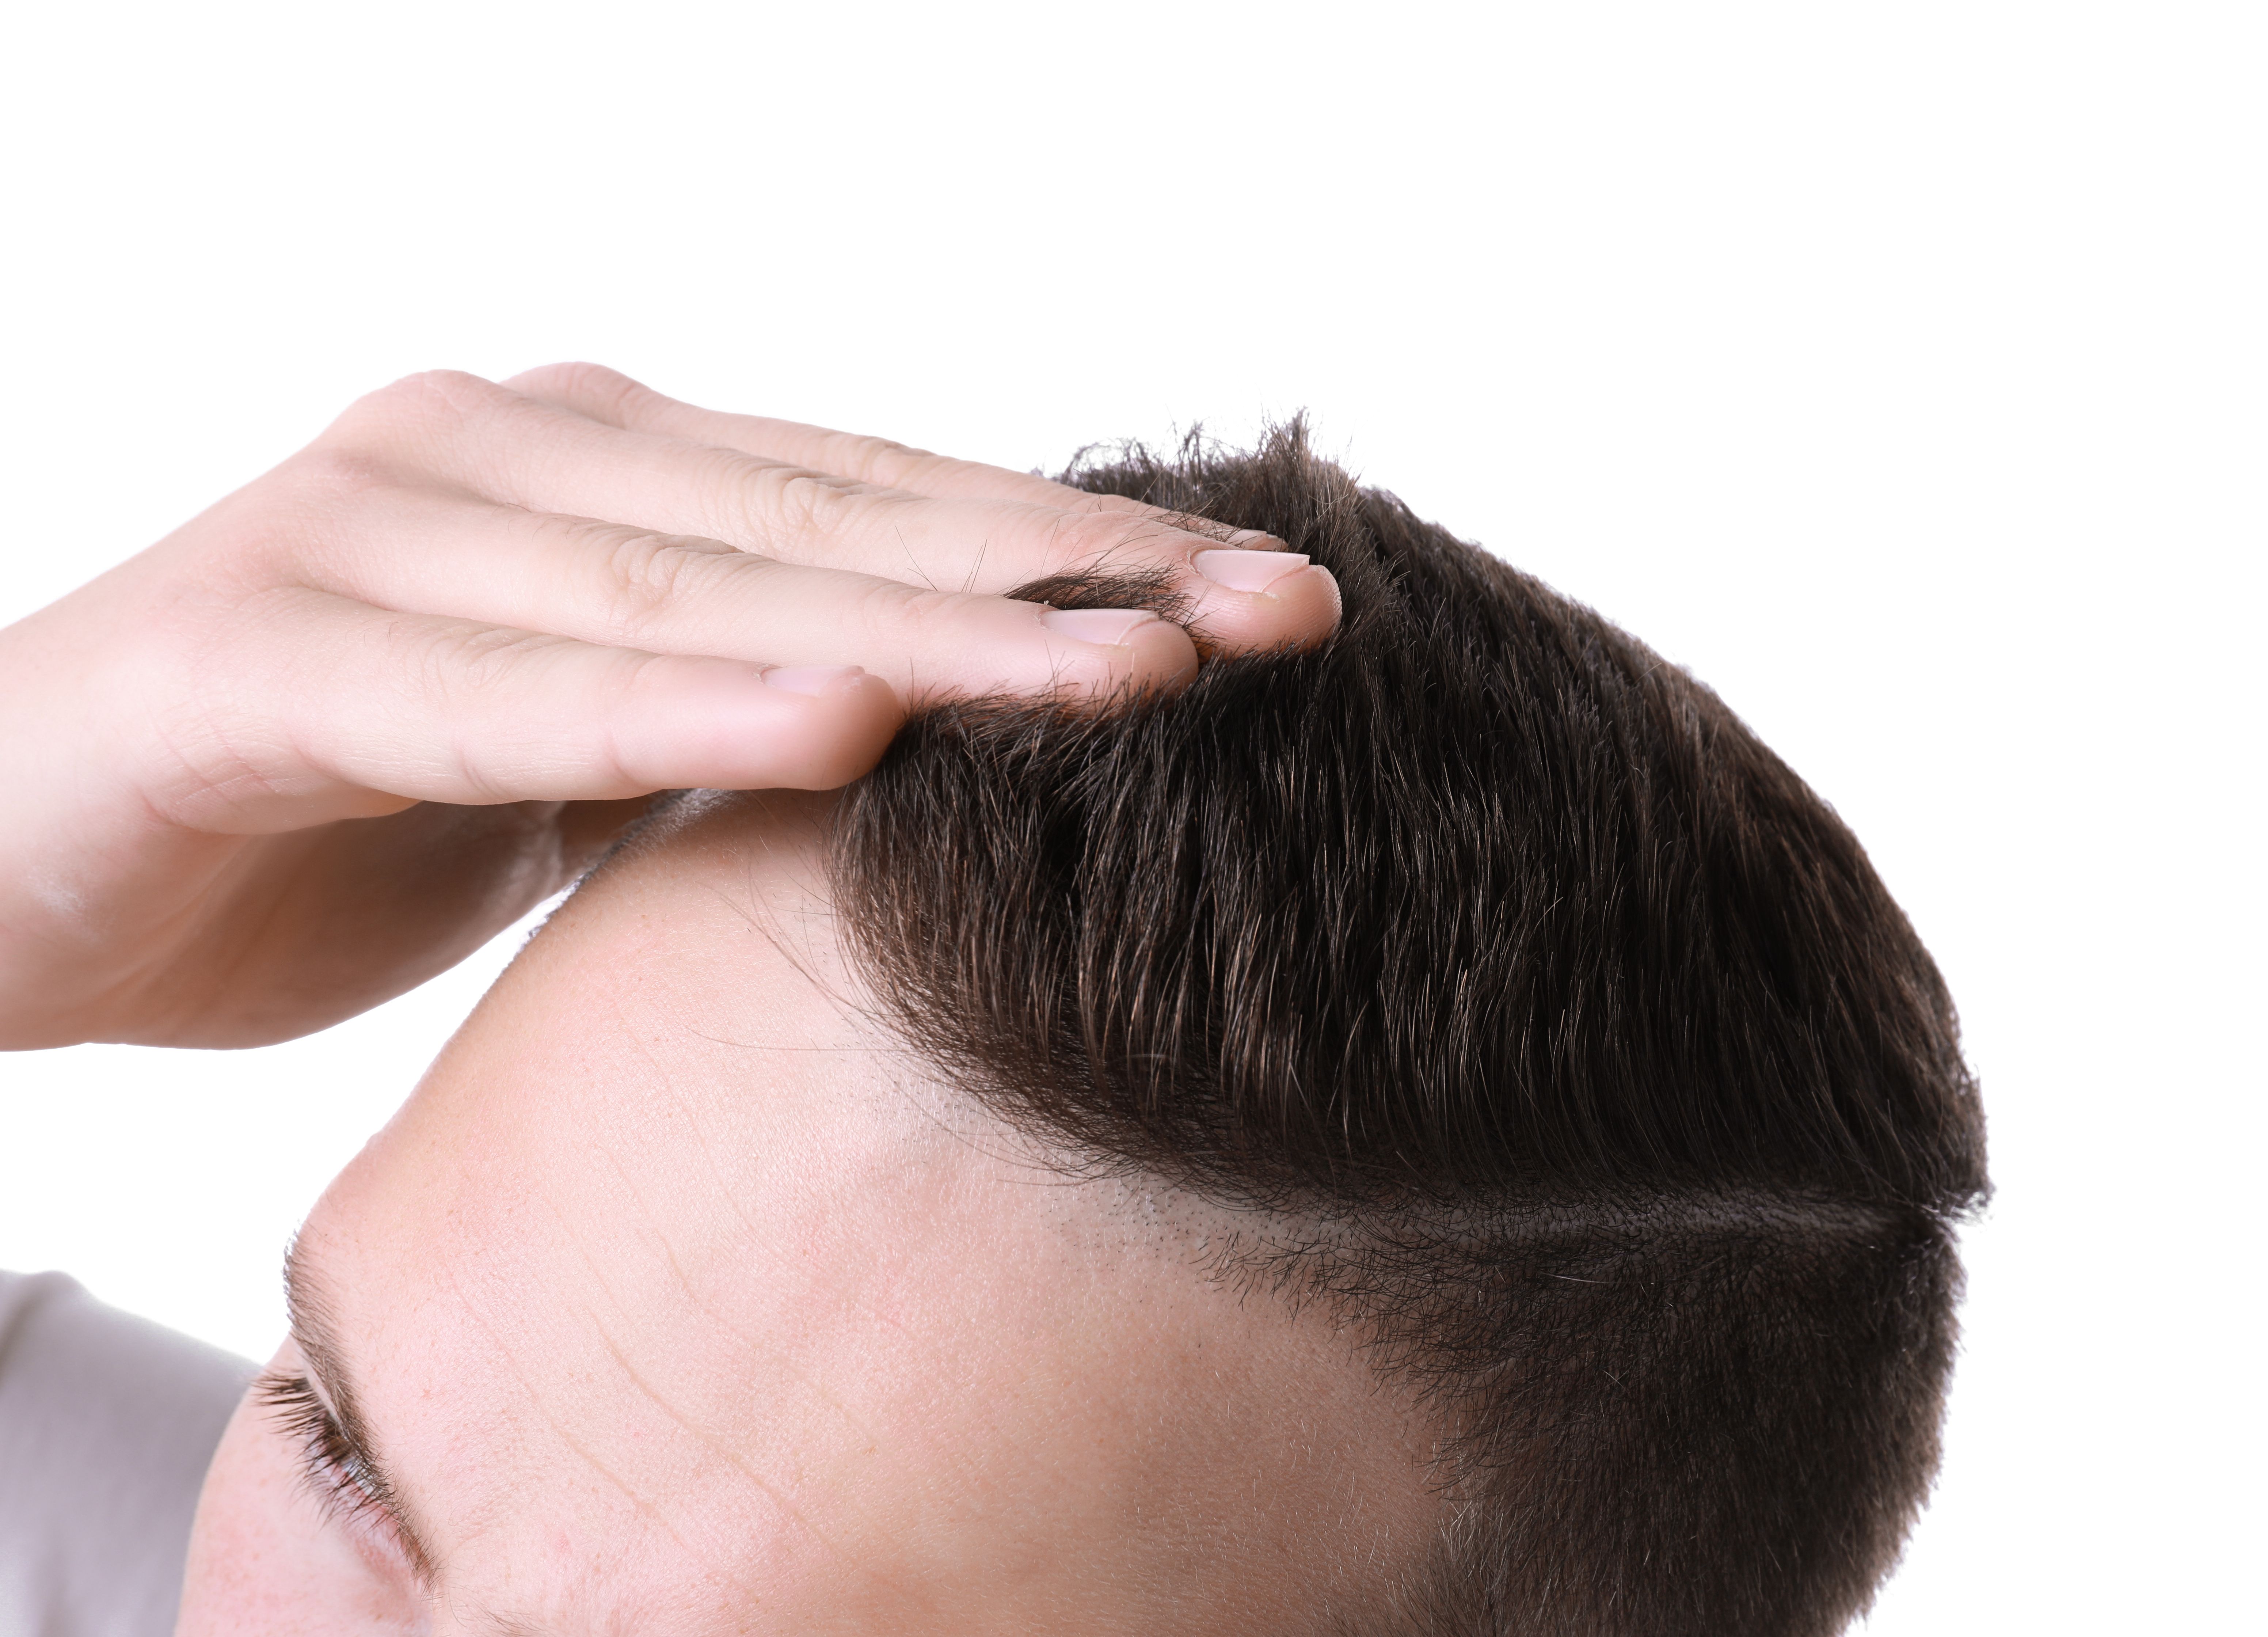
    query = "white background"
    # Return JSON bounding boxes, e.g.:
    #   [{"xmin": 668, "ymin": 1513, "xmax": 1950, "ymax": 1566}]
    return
[{"xmin": 1, "ymin": 3, "xmax": 2260, "ymax": 1629}]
